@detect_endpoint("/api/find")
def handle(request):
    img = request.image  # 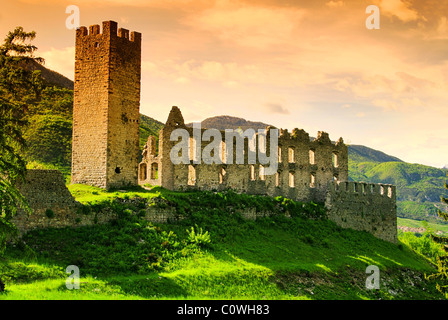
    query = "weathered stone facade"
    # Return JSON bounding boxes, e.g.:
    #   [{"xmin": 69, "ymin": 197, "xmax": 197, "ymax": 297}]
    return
[
  {"xmin": 138, "ymin": 106, "xmax": 397, "ymax": 242},
  {"xmin": 139, "ymin": 106, "xmax": 348, "ymax": 203},
  {"xmin": 325, "ymin": 181, "xmax": 397, "ymax": 243},
  {"xmin": 71, "ymin": 21, "xmax": 141, "ymax": 189},
  {"xmin": 13, "ymin": 170, "xmax": 83, "ymax": 234},
  {"xmin": 12, "ymin": 170, "xmax": 184, "ymax": 235}
]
